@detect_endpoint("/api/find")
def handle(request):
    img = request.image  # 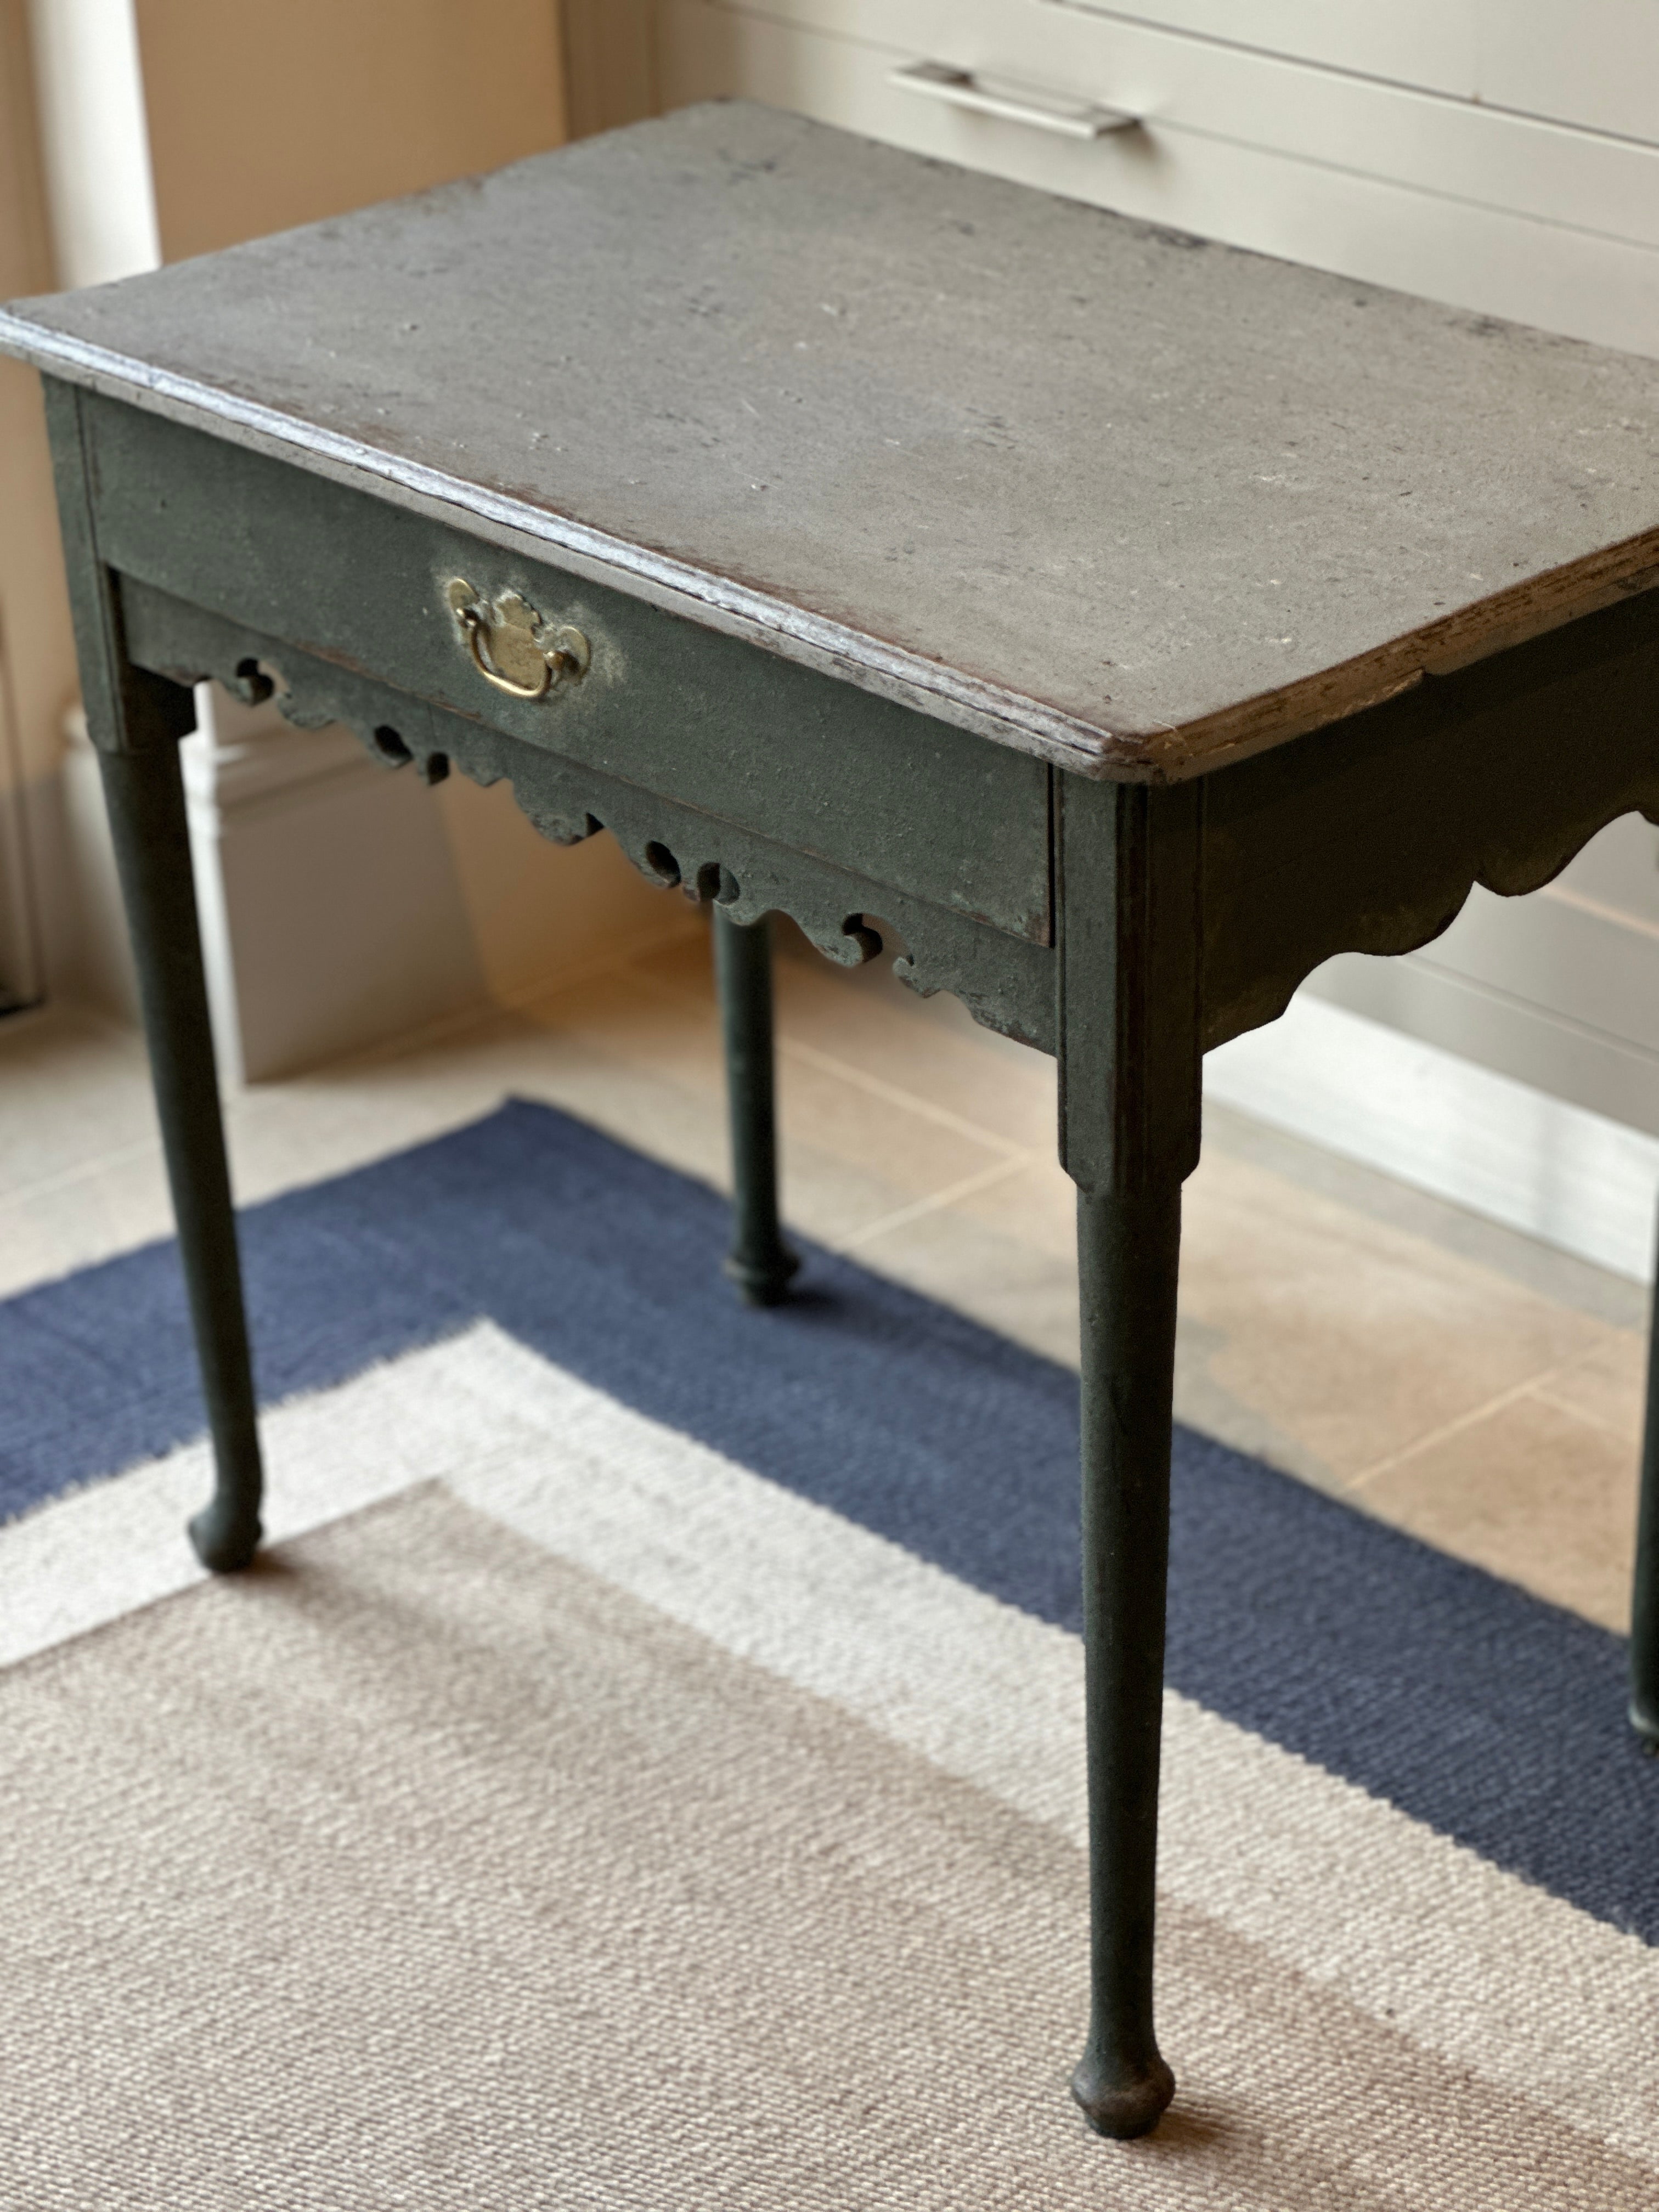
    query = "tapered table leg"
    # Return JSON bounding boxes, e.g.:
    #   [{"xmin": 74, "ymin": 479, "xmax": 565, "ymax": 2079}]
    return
[
  {"xmin": 1069, "ymin": 1177, "xmax": 1181, "ymax": 2138},
  {"xmin": 1632, "ymin": 1216, "xmax": 1659, "ymax": 1746},
  {"xmin": 46, "ymin": 375, "xmax": 264, "ymax": 1570},
  {"xmin": 100, "ymin": 741, "xmax": 264, "ymax": 1571},
  {"xmin": 712, "ymin": 906, "xmax": 798, "ymax": 1307},
  {"xmin": 1056, "ymin": 771, "xmax": 1200, "ymax": 2140}
]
